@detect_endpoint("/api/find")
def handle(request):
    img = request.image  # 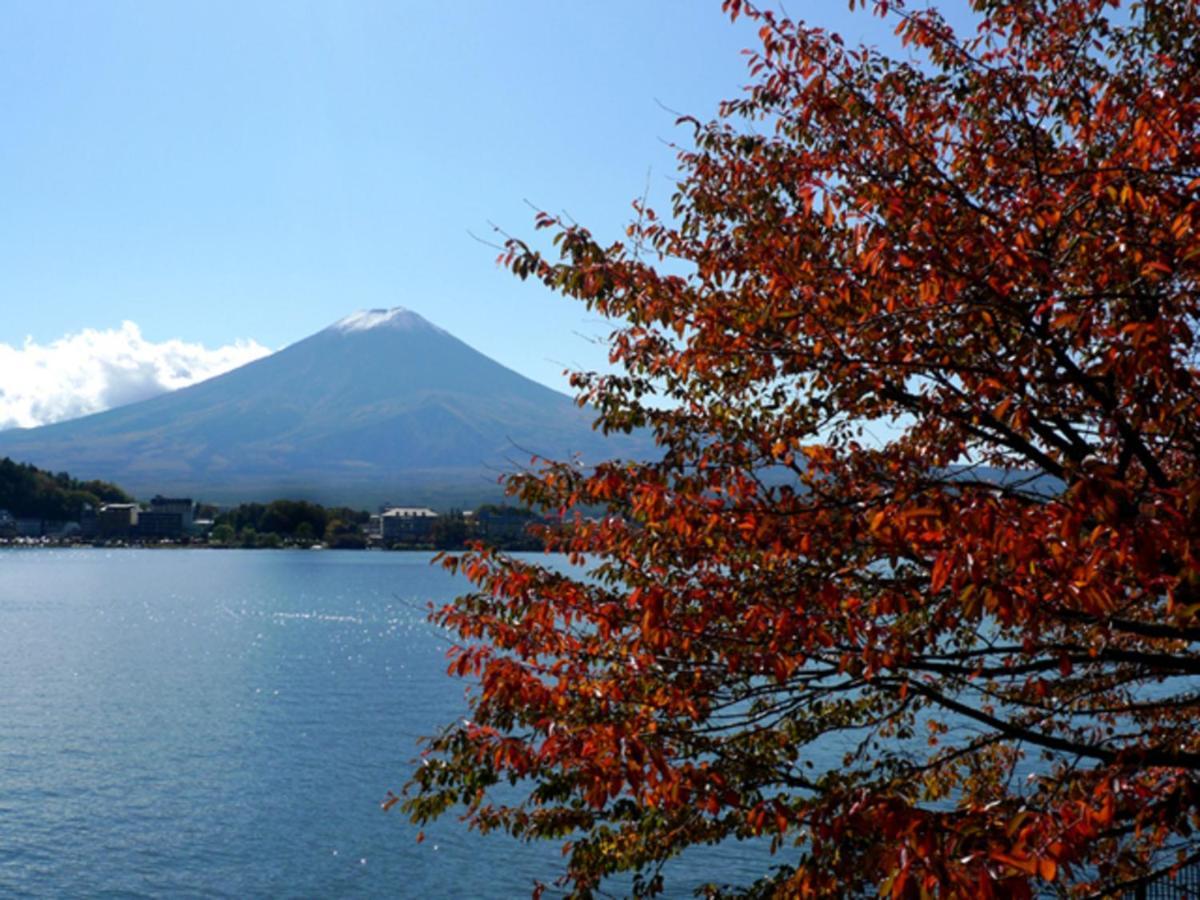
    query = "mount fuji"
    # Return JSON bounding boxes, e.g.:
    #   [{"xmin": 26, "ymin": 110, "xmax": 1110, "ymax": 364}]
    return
[{"xmin": 0, "ymin": 308, "xmax": 651, "ymax": 506}]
